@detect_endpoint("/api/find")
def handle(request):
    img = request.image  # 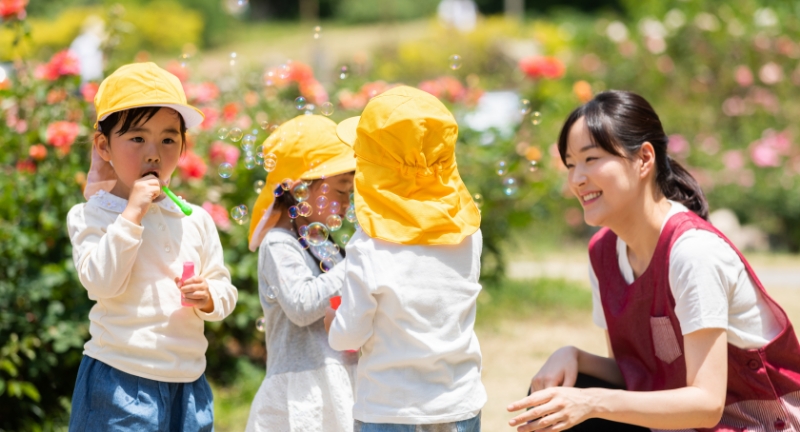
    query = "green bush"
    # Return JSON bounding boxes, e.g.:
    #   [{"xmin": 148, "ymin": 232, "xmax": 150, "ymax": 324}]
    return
[{"xmin": 335, "ymin": 0, "xmax": 438, "ymax": 24}]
